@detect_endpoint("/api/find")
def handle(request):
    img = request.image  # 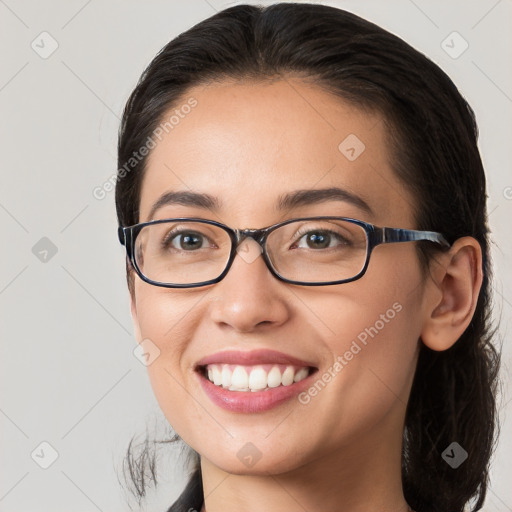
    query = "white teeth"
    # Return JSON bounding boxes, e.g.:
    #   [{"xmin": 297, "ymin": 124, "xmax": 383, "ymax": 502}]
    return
[
  {"xmin": 204, "ymin": 364, "xmax": 311, "ymax": 391},
  {"xmin": 294, "ymin": 367, "xmax": 309, "ymax": 382},
  {"xmin": 248, "ymin": 367, "xmax": 267, "ymax": 391},
  {"xmin": 281, "ymin": 366, "xmax": 295, "ymax": 386},
  {"xmin": 221, "ymin": 365, "xmax": 231, "ymax": 388},
  {"xmin": 212, "ymin": 366, "xmax": 222, "ymax": 386},
  {"xmin": 231, "ymin": 366, "xmax": 249, "ymax": 389},
  {"xmin": 267, "ymin": 366, "xmax": 282, "ymax": 388}
]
